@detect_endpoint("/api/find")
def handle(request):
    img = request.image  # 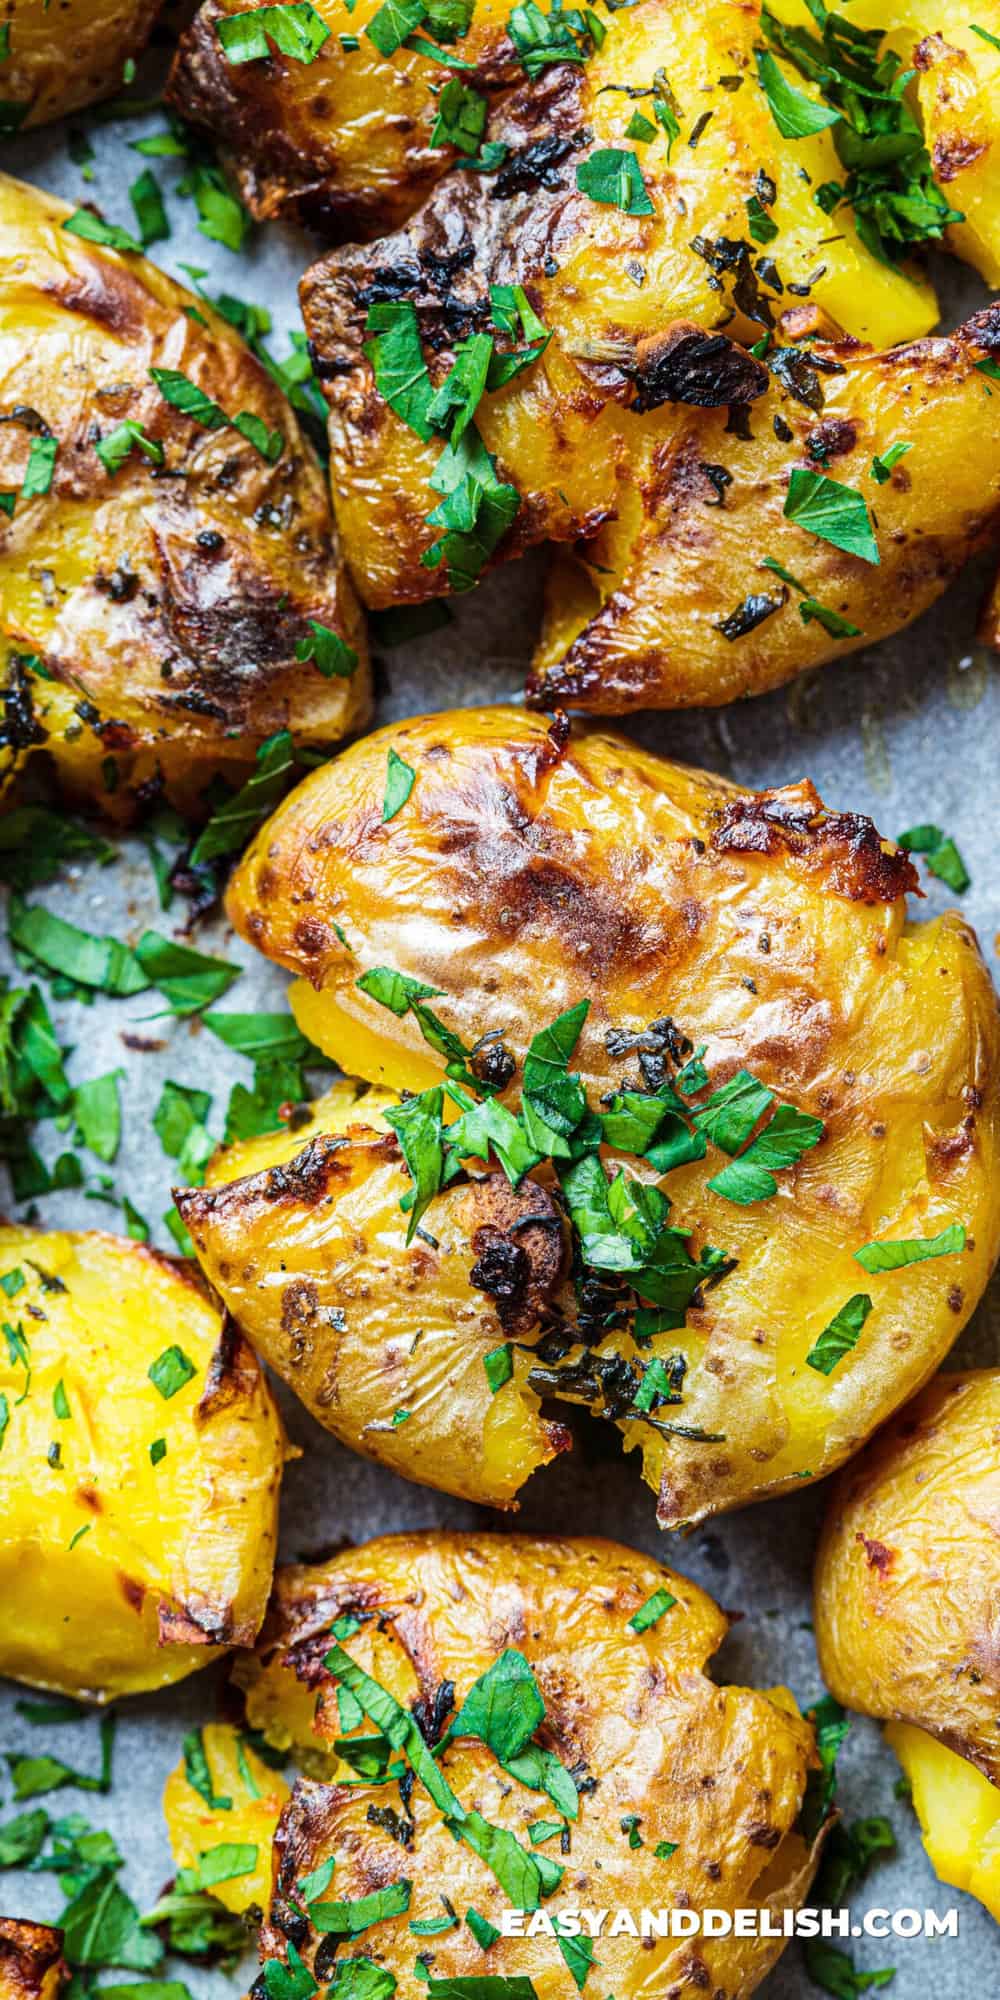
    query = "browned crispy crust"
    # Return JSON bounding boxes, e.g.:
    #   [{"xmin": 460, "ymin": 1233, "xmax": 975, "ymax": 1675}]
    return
[{"xmin": 0, "ymin": 1923, "xmax": 66, "ymax": 2000}]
